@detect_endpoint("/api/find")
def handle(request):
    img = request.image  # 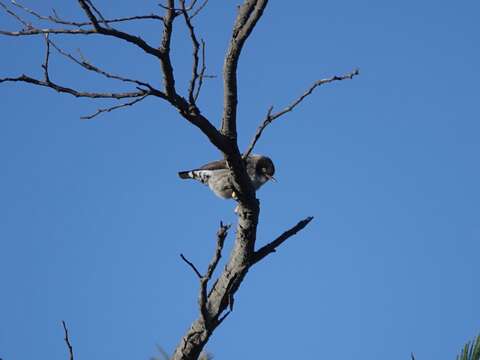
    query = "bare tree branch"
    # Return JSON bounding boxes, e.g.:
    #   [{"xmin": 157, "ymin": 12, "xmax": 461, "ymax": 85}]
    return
[
  {"xmin": 204, "ymin": 223, "xmax": 229, "ymax": 283},
  {"xmin": 269, "ymin": 69, "xmax": 360, "ymax": 121},
  {"xmin": 0, "ymin": 28, "xmax": 97, "ymax": 36},
  {"xmin": 61, "ymin": 321, "xmax": 74, "ymax": 360},
  {"xmin": 76, "ymin": 0, "xmax": 164, "ymax": 59},
  {"xmin": 83, "ymin": 0, "xmax": 110, "ymax": 28},
  {"xmin": 204, "ymin": 0, "xmax": 270, "ymax": 212},
  {"xmin": 151, "ymin": 1, "xmax": 233, "ymax": 157},
  {"xmin": 181, "ymin": 222, "xmax": 231, "ymax": 325},
  {"xmin": 198, "ymin": 222, "xmax": 230, "ymax": 324},
  {"xmin": 42, "ymin": 34, "xmax": 51, "ymax": 81},
  {"xmin": 1, "ymin": 17, "xmax": 163, "ymax": 119},
  {"xmin": 221, "ymin": 0, "xmax": 268, "ymax": 141},
  {"xmin": 180, "ymin": 0, "xmax": 201, "ymax": 106},
  {"xmin": 158, "ymin": 0, "xmax": 177, "ymax": 98},
  {"xmin": 0, "ymin": 74, "xmax": 147, "ymax": 99},
  {"xmin": 80, "ymin": 94, "xmax": 150, "ymax": 120},
  {"xmin": 0, "ymin": 0, "xmax": 28, "ymax": 27},
  {"xmin": 190, "ymin": 0, "xmax": 209, "ymax": 20},
  {"xmin": 180, "ymin": 253, "xmax": 203, "ymax": 279},
  {"xmin": 251, "ymin": 216, "xmax": 314, "ymax": 265},
  {"xmin": 11, "ymin": 0, "xmax": 164, "ymax": 26},
  {"xmin": 159, "ymin": 0, "xmax": 200, "ymax": 13},
  {"xmin": 194, "ymin": 39, "xmax": 207, "ymax": 102},
  {"xmin": 1, "ymin": 0, "xmax": 231, "ymax": 156},
  {"xmin": 47, "ymin": 38, "xmax": 165, "ymax": 97},
  {"xmin": 243, "ymin": 68, "xmax": 360, "ymax": 158}
]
